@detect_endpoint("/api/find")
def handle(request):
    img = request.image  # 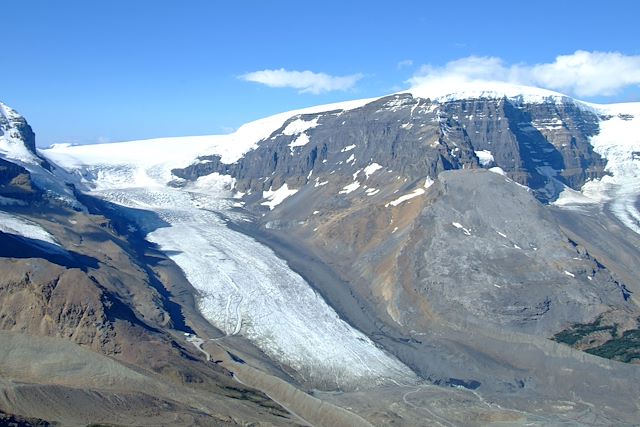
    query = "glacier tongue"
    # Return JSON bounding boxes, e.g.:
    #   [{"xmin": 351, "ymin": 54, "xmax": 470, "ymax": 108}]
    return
[
  {"xmin": 554, "ymin": 102, "xmax": 640, "ymax": 234},
  {"xmin": 43, "ymin": 140, "xmax": 415, "ymax": 389},
  {"xmin": 588, "ymin": 104, "xmax": 640, "ymax": 234}
]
